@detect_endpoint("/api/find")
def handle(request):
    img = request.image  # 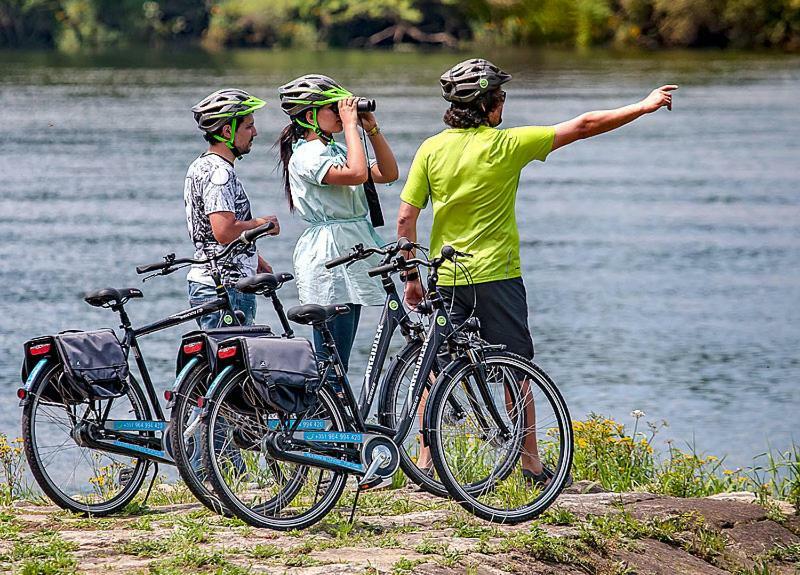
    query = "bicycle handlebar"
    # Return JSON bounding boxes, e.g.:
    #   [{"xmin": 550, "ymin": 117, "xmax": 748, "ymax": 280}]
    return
[
  {"xmin": 367, "ymin": 262, "xmax": 399, "ymax": 277},
  {"xmin": 241, "ymin": 221, "xmax": 275, "ymax": 244},
  {"xmin": 135, "ymin": 258, "xmax": 174, "ymax": 275},
  {"xmin": 325, "ymin": 237, "xmax": 417, "ymax": 270},
  {"xmin": 136, "ymin": 221, "xmax": 275, "ymax": 276},
  {"xmin": 366, "ymin": 245, "xmax": 472, "ymax": 277}
]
